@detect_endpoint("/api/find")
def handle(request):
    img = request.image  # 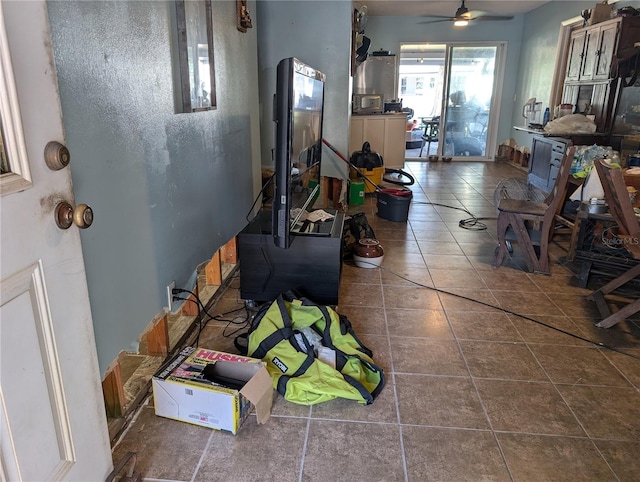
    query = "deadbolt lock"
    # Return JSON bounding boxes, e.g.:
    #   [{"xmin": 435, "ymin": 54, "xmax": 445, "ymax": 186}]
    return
[
  {"xmin": 55, "ymin": 201, "xmax": 93, "ymax": 229},
  {"xmin": 44, "ymin": 141, "xmax": 70, "ymax": 171}
]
